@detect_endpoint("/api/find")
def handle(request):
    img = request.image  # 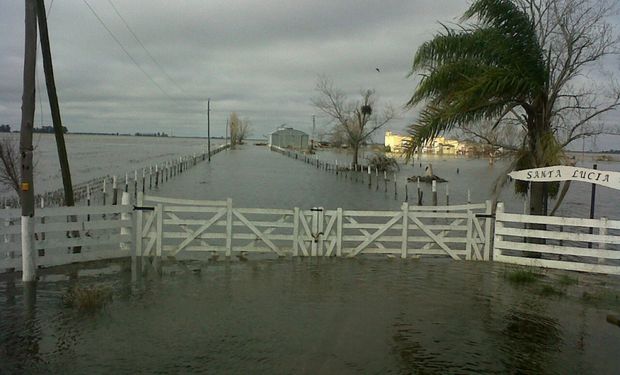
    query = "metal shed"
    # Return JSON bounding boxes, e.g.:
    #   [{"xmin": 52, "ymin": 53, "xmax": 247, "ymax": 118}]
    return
[{"xmin": 269, "ymin": 127, "xmax": 309, "ymax": 149}]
